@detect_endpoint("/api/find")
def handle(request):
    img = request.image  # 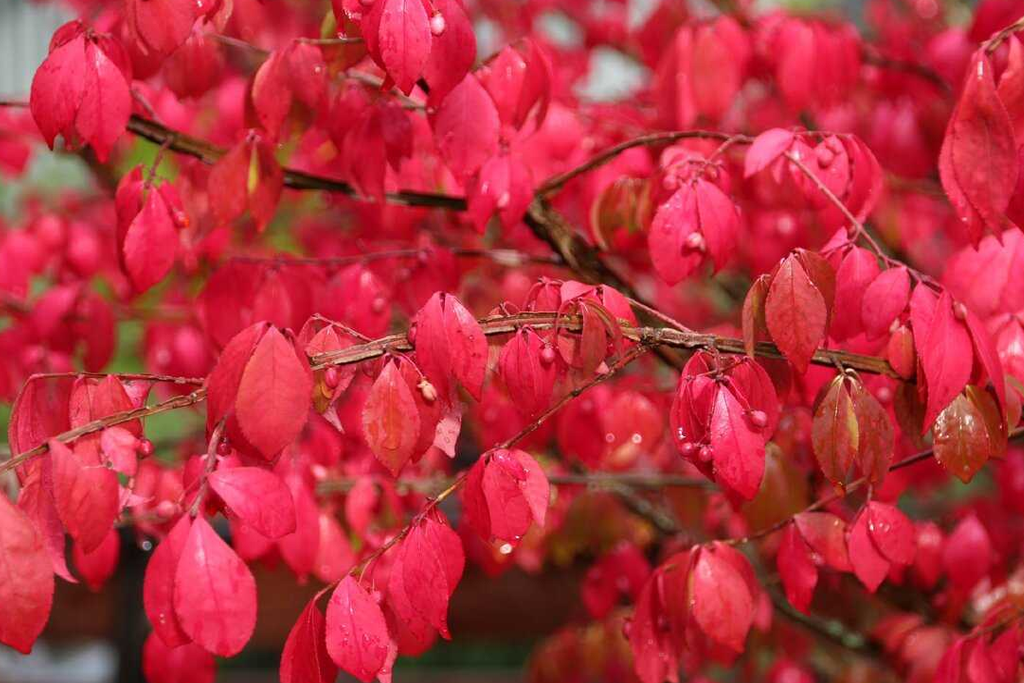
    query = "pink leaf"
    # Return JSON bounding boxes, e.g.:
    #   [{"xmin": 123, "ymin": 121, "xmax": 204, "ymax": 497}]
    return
[
  {"xmin": 0, "ymin": 494, "xmax": 54, "ymax": 654},
  {"xmin": 765, "ymin": 254, "xmax": 828, "ymax": 373},
  {"xmin": 777, "ymin": 524, "xmax": 817, "ymax": 613},
  {"xmin": 143, "ymin": 515, "xmax": 192, "ymax": 647},
  {"xmin": 362, "ymin": 361, "xmax": 421, "ymax": 476},
  {"xmin": 846, "ymin": 510, "xmax": 889, "ymax": 592},
  {"xmin": 71, "ymin": 527, "xmax": 119, "ymax": 592},
  {"xmin": 281, "ymin": 599, "xmax": 338, "ymax": 683},
  {"xmin": 861, "ymin": 266, "xmax": 911, "ymax": 339},
  {"xmin": 865, "ymin": 501, "xmax": 916, "ymax": 566},
  {"xmin": 326, "ymin": 576, "xmax": 392, "ymax": 683},
  {"xmin": 691, "ymin": 543, "xmax": 754, "ymax": 652},
  {"xmin": 235, "ymin": 327, "xmax": 314, "ymax": 459},
  {"xmin": 375, "ymin": 0, "xmax": 431, "ymax": 95},
  {"xmin": 142, "ymin": 633, "xmax": 216, "ymax": 683},
  {"xmin": 173, "ymin": 516, "xmax": 257, "ymax": 657},
  {"xmin": 744, "ymin": 128, "xmax": 795, "ymax": 177},
  {"xmin": 209, "ymin": 467, "xmax": 297, "ymax": 539},
  {"xmin": 430, "ymin": 75, "xmax": 500, "ymax": 180},
  {"xmin": 49, "ymin": 439, "xmax": 119, "ymax": 553},
  {"xmin": 709, "ymin": 385, "xmax": 766, "ymax": 500}
]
